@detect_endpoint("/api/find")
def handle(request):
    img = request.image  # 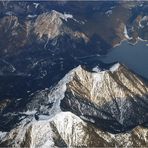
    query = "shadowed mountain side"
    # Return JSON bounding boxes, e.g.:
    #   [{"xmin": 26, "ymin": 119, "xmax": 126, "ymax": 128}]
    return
[
  {"xmin": 59, "ymin": 64, "xmax": 148, "ymax": 133},
  {"xmin": 1, "ymin": 63, "xmax": 148, "ymax": 146},
  {"xmin": 0, "ymin": 112, "xmax": 148, "ymax": 147},
  {"xmin": 61, "ymin": 92, "xmax": 148, "ymax": 133},
  {"xmin": 11, "ymin": 63, "xmax": 148, "ymax": 134}
]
